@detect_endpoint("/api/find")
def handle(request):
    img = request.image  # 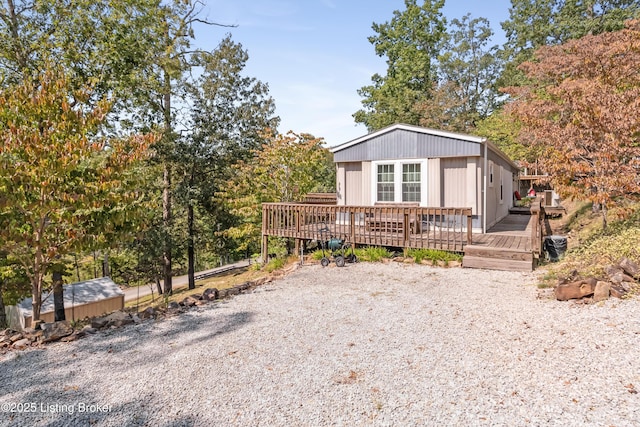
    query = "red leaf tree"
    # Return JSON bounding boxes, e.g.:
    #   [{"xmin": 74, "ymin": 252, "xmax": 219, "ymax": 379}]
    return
[{"xmin": 505, "ymin": 20, "xmax": 640, "ymax": 227}]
